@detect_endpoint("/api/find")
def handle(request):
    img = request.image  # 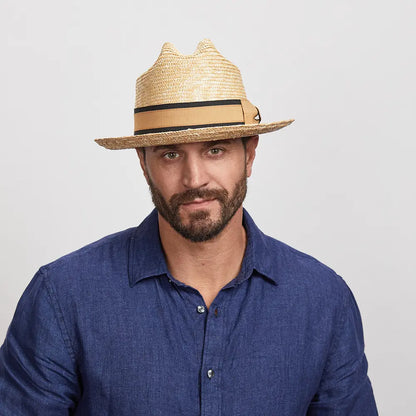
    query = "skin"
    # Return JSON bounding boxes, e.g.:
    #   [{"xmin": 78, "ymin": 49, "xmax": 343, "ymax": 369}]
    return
[{"xmin": 136, "ymin": 135, "xmax": 259, "ymax": 308}]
